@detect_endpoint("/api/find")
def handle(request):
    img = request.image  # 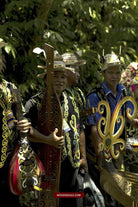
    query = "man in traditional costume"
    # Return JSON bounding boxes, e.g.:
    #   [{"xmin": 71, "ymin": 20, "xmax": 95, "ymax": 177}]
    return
[
  {"xmin": 24, "ymin": 50, "xmax": 88, "ymax": 207},
  {"xmin": 58, "ymin": 52, "xmax": 88, "ymax": 207},
  {"xmin": 62, "ymin": 52, "xmax": 88, "ymax": 171},
  {"xmin": 85, "ymin": 53, "xmax": 138, "ymax": 206},
  {"xmin": 0, "ymin": 42, "xmax": 31, "ymax": 207},
  {"xmin": 22, "ymin": 56, "xmax": 66, "ymax": 206},
  {"xmin": 62, "ymin": 52, "xmax": 106, "ymax": 207}
]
